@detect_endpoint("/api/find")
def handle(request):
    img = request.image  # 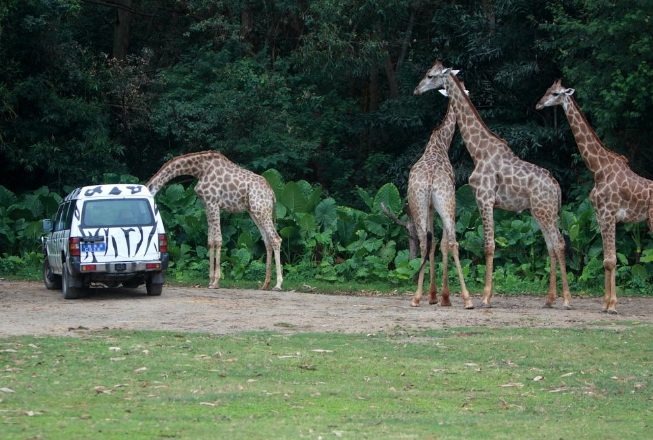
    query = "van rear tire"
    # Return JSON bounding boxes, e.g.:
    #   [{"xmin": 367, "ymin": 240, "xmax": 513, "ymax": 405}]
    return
[
  {"xmin": 146, "ymin": 277, "xmax": 162, "ymax": 296},
  {"xmin": 43, "ymin": 258, "xmax": 62, "ymax": 290},
  {"xmin": 62, "ymin": 264, "xmax": 82, "ymax": 299}
]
